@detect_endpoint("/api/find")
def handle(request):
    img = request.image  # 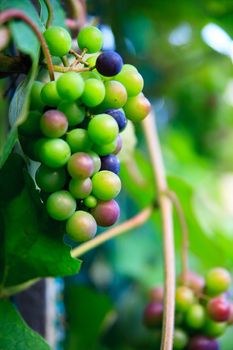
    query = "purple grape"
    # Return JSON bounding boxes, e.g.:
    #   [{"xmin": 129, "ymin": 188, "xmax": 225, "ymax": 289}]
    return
[
  {"xmin": 105, "ymin": 109, "xmax": 127, "ymax": 131},
  {"xmin": 96, "ymin": 51, "xmax": 123, "ymax": 77},
  {"xmin": 91, "ymin": 199, "xmax": 120, "ymax": 226},
  {"xmin": 143, "ymin": 302, "xmax": 163, "ymax": 329},
  {"xmin": 100, "ymin": 154, "xmax": 120, "ymax": 174},
  {"xmin": 188, "ymin": 336, "xmax": 219, "ymax": 350}
]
